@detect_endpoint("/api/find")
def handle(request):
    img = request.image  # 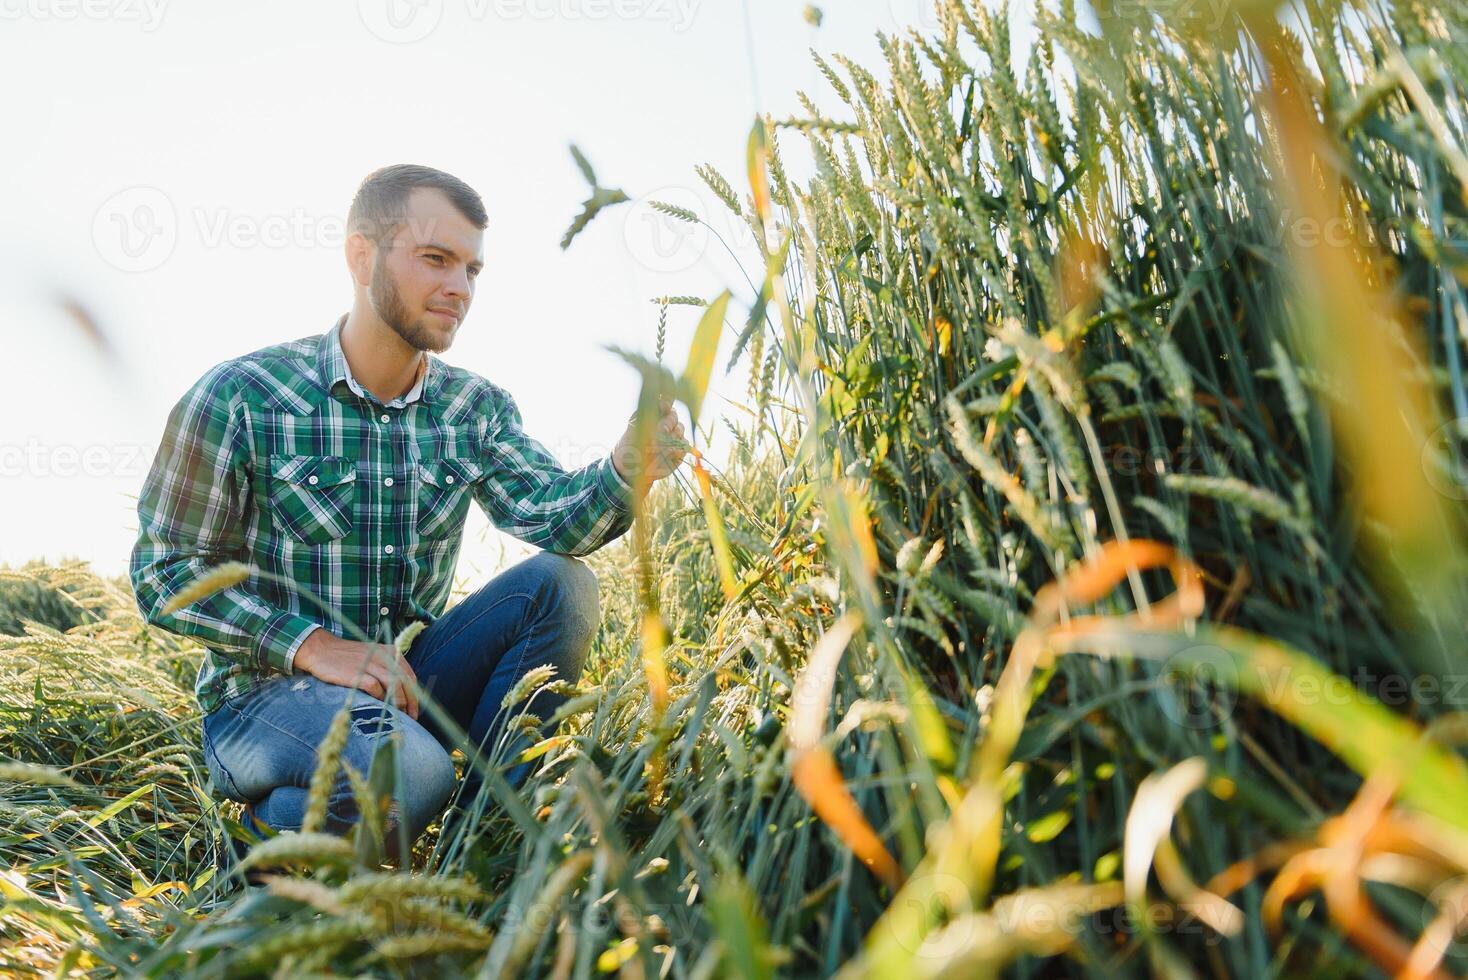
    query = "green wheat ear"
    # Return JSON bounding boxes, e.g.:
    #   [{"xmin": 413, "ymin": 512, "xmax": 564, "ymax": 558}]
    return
[
  {"xmin": 300, "ymin": 703, "xmax": 352, "ymax": 835},
  {"xmin": 560, "ymin": 143, "xmax": 631, "ymax": 250},
  {"xmin": 695, "ymin": 163, "xmax": 742, "ymax": 216},
  {"xmin": 655, "ymin": 301, "xmax": 668, "ymax": 363},
  {"xmin": 160, "ymin": 562, "xmax": 252, "ymax": 614},
  {"xmin": 648, "ymin": 200, "xmax": 698, "ymax": 223},
  {"xmin": 394, "ymin": 620, "xmax": 426, "ymax": 655}
]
